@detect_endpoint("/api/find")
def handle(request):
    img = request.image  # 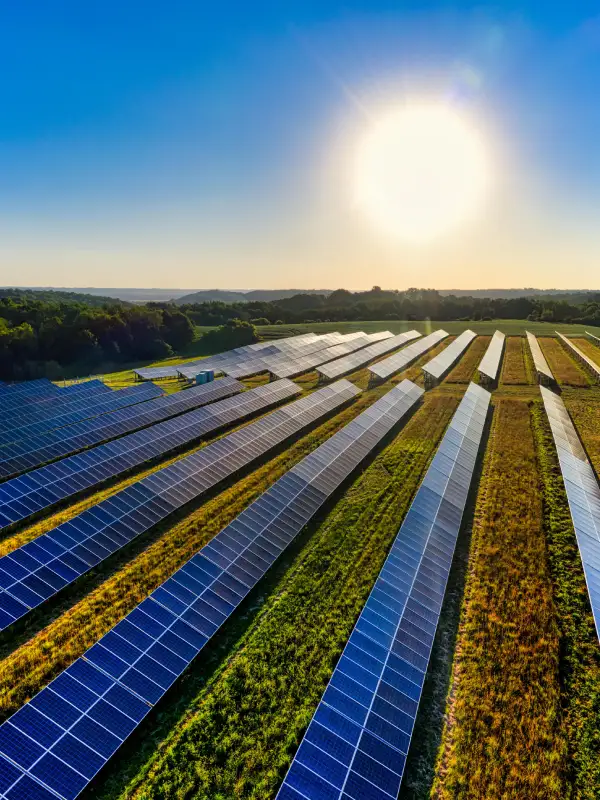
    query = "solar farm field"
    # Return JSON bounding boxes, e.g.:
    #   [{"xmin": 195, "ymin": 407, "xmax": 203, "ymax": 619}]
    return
[{"xmin": 1, "ymin": 326, "xmax": 600, "ymax": 800}]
